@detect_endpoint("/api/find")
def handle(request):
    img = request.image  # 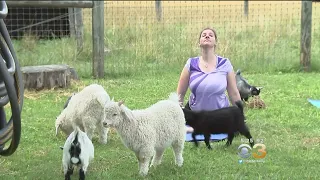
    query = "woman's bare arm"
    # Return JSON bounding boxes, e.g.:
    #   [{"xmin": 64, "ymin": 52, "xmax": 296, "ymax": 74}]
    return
[{"xmin": 176, "ymin": 67, "xmax": 190, "ymax": 106}]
